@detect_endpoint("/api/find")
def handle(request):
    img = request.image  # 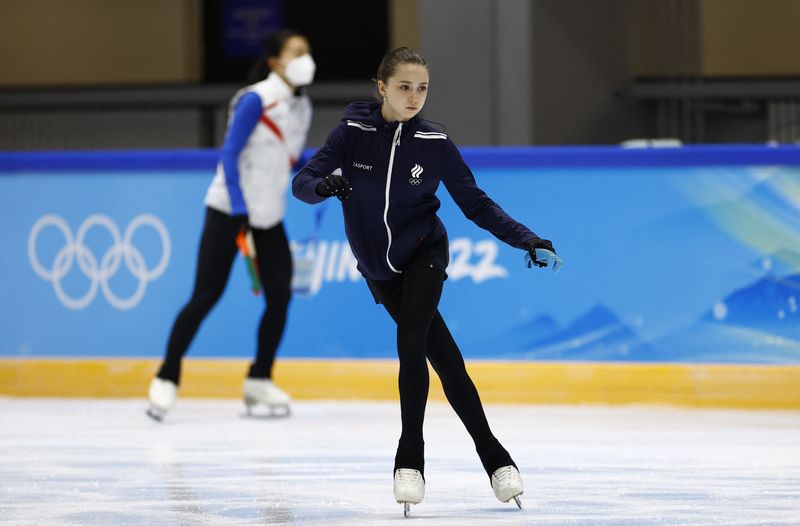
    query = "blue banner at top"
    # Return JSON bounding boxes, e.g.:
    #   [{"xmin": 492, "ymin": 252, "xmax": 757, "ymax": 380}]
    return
[
  {"xmin": 223, "ymin": 0, "xmax": 284, "ymax": 58},
  {"xmin": 2, "ymin": 146, "xmax": 800, "ymax": 364}
]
